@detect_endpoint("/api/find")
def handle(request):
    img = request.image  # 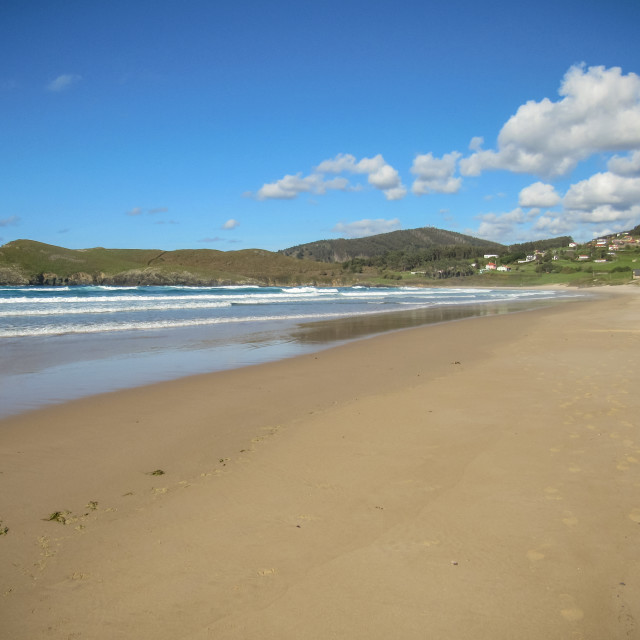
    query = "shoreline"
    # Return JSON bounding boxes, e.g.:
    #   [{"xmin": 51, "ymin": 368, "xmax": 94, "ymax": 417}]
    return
[
  {"xmin": 1, "ymin": 285, "xmax": 639, "ymax": 639},
  {"xmin": 0, "ymin": 288, "xmax": 579, "ymax": 419}
]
